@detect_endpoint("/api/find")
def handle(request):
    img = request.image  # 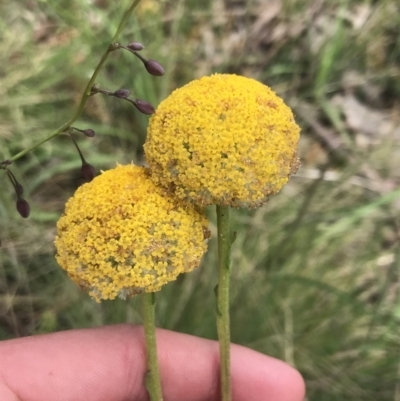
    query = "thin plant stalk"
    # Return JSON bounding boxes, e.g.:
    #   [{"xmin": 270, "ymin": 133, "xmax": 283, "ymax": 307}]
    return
[
  {"xmin": 141, "ymin": 292, "xmax": 163, "ymax": 401},
  {"xmin": 216, "ymin": 205, "xmax": 232, "ymax": 401},
  {"xmin": 5, "ymin": 0, "xmax": 142, "ymax": 165}
]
